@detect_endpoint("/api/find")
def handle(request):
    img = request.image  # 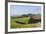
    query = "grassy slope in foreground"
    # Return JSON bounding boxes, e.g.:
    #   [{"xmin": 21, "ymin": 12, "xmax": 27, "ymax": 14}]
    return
[{"xmin": 11, "ymin": 17, "xmax": 41, "ymax": 28}]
